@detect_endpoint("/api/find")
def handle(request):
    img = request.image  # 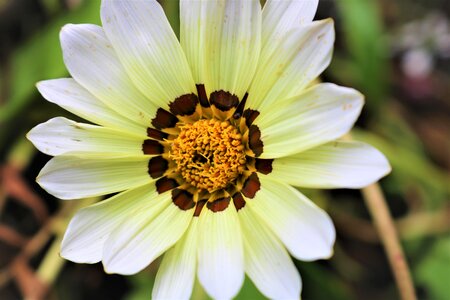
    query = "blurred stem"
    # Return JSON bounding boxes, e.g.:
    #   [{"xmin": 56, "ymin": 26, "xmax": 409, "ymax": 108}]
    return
[
  {"xmin": 36, "ymin": 234, "xmax": 65, "ymax": 285},
  {"xmin": 7, "ymin": 138, "xmax": 35, "ymax": 170},
  {"xmin": 35, "ymin": 197, "xmax": 97, "ymax": 288},
  {"xmin": 362, "ymin": 184, "xmax": 417, "ymax": 300}
]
